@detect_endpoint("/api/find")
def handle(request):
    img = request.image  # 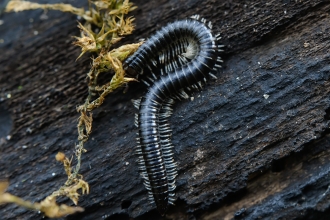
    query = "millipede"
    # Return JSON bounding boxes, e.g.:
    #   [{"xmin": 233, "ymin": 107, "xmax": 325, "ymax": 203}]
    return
[{"xmin": 124, "ymin": 15, "xmax": 223, "ymax": 215}]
